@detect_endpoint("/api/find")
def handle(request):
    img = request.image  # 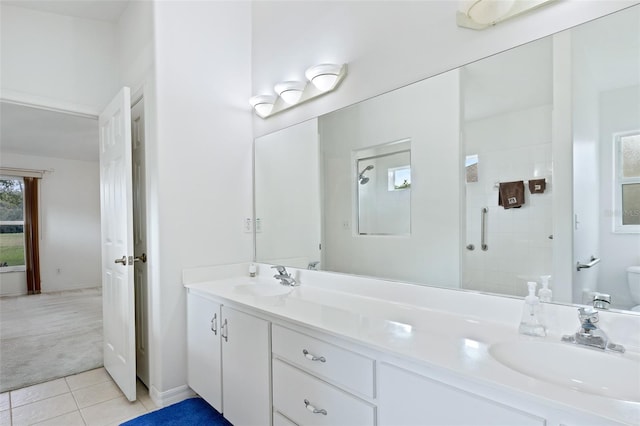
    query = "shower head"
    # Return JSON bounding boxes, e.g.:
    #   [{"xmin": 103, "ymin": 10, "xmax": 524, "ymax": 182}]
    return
[{"xmin": 358, "ymin": 165, "xmax": 374, "ymax": 185}]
